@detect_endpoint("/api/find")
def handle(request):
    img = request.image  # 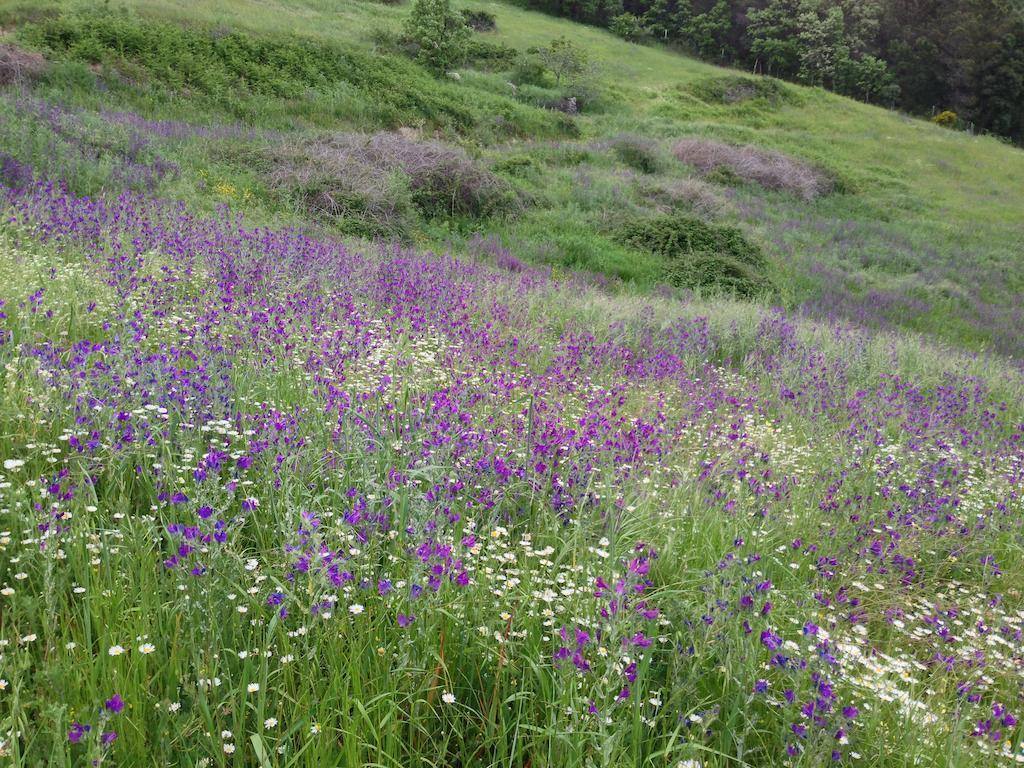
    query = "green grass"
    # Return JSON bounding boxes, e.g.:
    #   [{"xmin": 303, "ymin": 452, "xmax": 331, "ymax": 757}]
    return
[
  {"xmin": 1, "ymin": 0, "xmax": 1022, "ymax": 353},
  {"xmin": 1, "ymin": 3, "xmax": 1023, "ymax": 765}
]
